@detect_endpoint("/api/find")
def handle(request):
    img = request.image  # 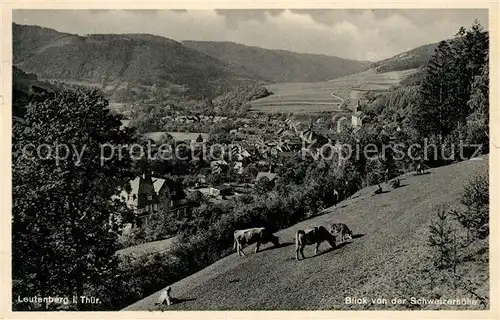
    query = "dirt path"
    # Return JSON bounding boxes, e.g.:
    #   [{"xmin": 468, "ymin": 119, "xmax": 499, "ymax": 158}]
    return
[
  {"xmin": 123, "ymin": 157, "xmax": 488, "ymax": 311},
  {"xmin": 330, "ymin": 92, "xmax": 345, "ymax": 111}
]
